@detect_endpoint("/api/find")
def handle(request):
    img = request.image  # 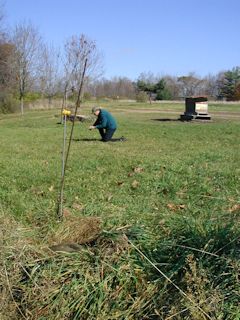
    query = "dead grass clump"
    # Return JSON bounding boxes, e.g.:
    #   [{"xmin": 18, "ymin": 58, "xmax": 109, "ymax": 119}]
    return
[
  {"xmin": 0, "ymin": 213, "xmax": 40, "ymax": 320},
  {"xmin": 86, "ymin": 232, "xmax": 130, "ymax": 262},
  {"xmin": 50, "ymin": 215, "xmax": 102, "ymax": 246},
  {"xmin": 182, "ymin": 254, "xmax": 223, "ymax": 319}
]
